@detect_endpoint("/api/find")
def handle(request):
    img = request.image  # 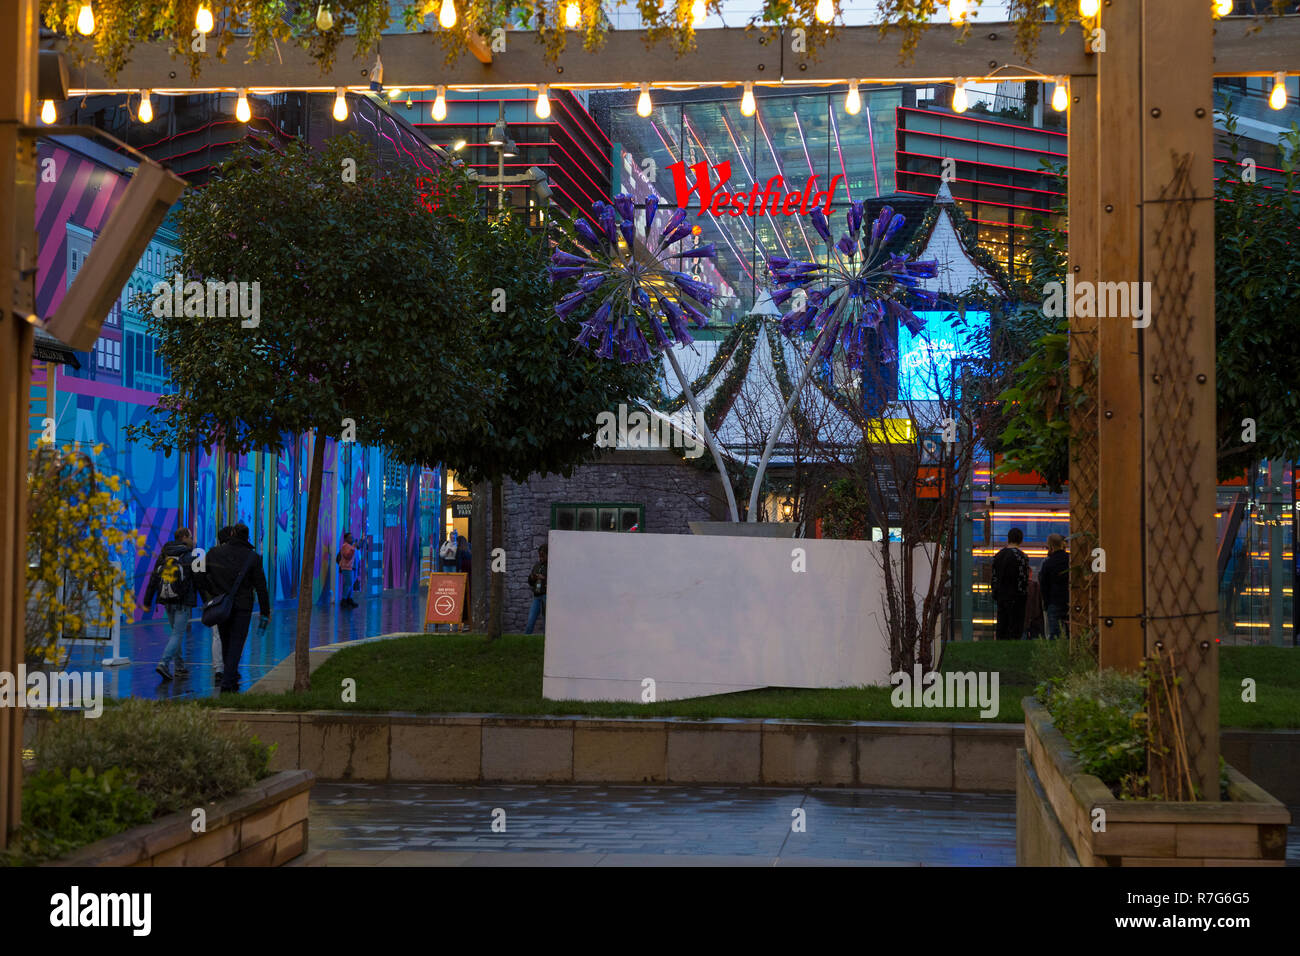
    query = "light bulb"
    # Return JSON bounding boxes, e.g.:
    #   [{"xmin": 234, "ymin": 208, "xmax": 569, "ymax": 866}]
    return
[
  {"xmin": 691, "ymin": 0, "xmax": 705, "ymax": 27},
  {"xmin": 948, "ymin": 0, "xmax": 968, "ymax": 23},
  {"xmin": 565, "ymin": 1, "xmax": 580, "ymax": 28},
  {"xmin": 1270, "ymin": 72, "xmax": 1287, "ymax": 111},
  {"xmin": 41, "ymin": 99, "xmax": 56, "ymax": 124},
  {"xmin": 236, "ymin": 89, "xmax": 251, "ymax": 123},
  {"xmin": 316, "ymin": 4, "xmax": 333, "ymax": 30},
  {"xmin": 845, "ymin": 80, "xmax": 860, "ymax": 115},
  {"xmin": 388, "ymin": 87, "xmax": 402, "ymax": 98},
  {"xmin": 1079, "ymin": 0, "xmax": 1099, "ymax": 17},
  {"xmin": 815, "ymin": 0, "xmax": 834, "ymax": 24},
  {"xmin": 952, "ymin": 80, "xmax": 968, "ymax": 113},
  {"xmin": 1213, "ymin": 0, "xmax": 1232, "ymax": 14},
  {"xmin": 535, "ymin": 83, "xmax": 551, "ymax": 119},
  {"xmin": 439, "ymin": 0, "xmax": 456, "ymax": 29},
  {"xmin": 1051, "ymin": 77, "xmax": 1068, "ymax": 112},
  {"xmin": 196, "ymin": 3, "xmax": 213, "ymax": 33},
  {"xmin": 333, "ymin": 88, "xmax": 348, "ymax": 121},
  {"xmin": 637, "ymin": 83, "xmax": 652, "ymax": 117},
  {"xmin": 741, "ymin": 81, "xmax": 755, "ymax": 117},
  {"xmin": 76, "ymin": 3, "xmax": 94, "ymax": 35},
  {"xmin": 138, "ymin": 91, "xmax": 153, "ymax": 124},
  {"xmin": 433, "ymin": 86, "xmax": 447, "ymax": 121}
]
